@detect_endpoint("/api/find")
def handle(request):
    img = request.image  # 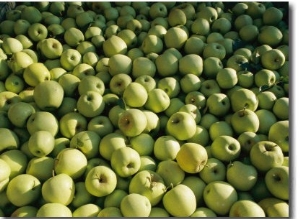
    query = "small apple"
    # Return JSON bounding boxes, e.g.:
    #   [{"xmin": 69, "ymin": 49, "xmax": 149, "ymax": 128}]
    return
[
  {"xmin": 265, "ymin": 166, "xmax": 289, "ymax": 200},
  {"xmin": 149, "ymin": 2, "xmax": 168, "ymax": 19},
  {"xmin": 123, "ymin": 82, "xmax": 148, "ymax": 108},
  {"xmin": 179, "ymin": 54, "xmax": 203, "ymax": 76},
  {"xmin": 268, "ymin": 120, "xmax": 289, "ymax": 153},
  {"xmin": 141, "ymin": 34, "xmax": 164, "ymax": 55},
  {"xmin": 87, "ymin": 116, "xmax": 114, "ymax": 138},
  {"xmin": 206, "ymin": 93, "xmax": 231, "ymax": 117},
  {"xmin": 231, "ymin": 108, "xmax": 260, "ymax": 134},
  {"xmin": 155, "ymin": 51, "xmax": 179, "ymax": 77},
  {"xmin": 109, "ymin": 73, "xmax": 132, "ymax": 96},
  {"xmin": 203, "ymin": 42, "xmax": 226, "ymax": 60},
  {"xmin": 179, "ymin": 73, "xmax": 202, "ymax": 94},
  {"xmin": 257, "ymin": 91, "xmax": 277, "ymax": 110},
  {"xmin": 260, "ymin": 49, "xmax": 285, "ymax": 70},
  {"xmin": 60, "ymin": 48, "xmax": 82, "ymax": 71},
  {"xmin": 27, "ymin": 23, "xmax": 48, "ymax": 42},
  {"xmin": 164, "ymin": 26, "xmax": 188, "ymax": 50},
  {"xmin": 230, "ymin": 88, "xmax": 258, "ymax": 112},
  {"xmin": 200, "ymin": 79, "xmax": 221, "ymax": 97},
  {"xmin": 203, "ymin": 57, "xmax": 224, "ymax": 79},
  {"xmin": 7, "ymin": 102, "xmax": 35, "ymax": 128},
  {"xmin": 255, "ymin": 109, "xmax": 277, "ymax": 135},
  {"xmin": 59, "ymin": 112, "xmax": 87, "ymax": 139},
  {"xmin": 77, "ymin": 91, "xmax": 105, "ymax": 118},
  {"xmin": 129, "ymin": 133, "xmax": 154, "ymax": 156},
  {"xmin": 273, "ymin": 97, "xmax": 289, "ymax": 120},
  {"xmin": 28, "ymin": 130, "xmax": 55, "ymax": 157},
  {"xmin": 199, "ymin": 157, "xmax": 226, "ymax": 184},
  {"xmin": 40, "ymin": 38, "xmax": 63, "ymax": 59},
  {"xmin": 103, "ymin": 35, "xmax": 127, "ymax": 57},
  {"xmin": 216, "ymin": 68, "xmax": 238, "ymax": 89},
  {"xmin": 144, "ymin": 88, "xmax": 170, "ymax": 113},
  {"xmin": 132, "ymin": 57, "xmax": 156, "ymax": 78},
  {"xmin": 153, "ymin": 135, "xmax": 180, "ymax": 161},
  {"xmin": 209, "ymin": 121, "xmax": 233, "ymax": 141},
  {"xmin": 156, "ymin": 160, "xmax": 185, "ymax": 187},
  {"xmin": 120, "ymin": 193, "xmax": 151, "ymax": 217}
]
